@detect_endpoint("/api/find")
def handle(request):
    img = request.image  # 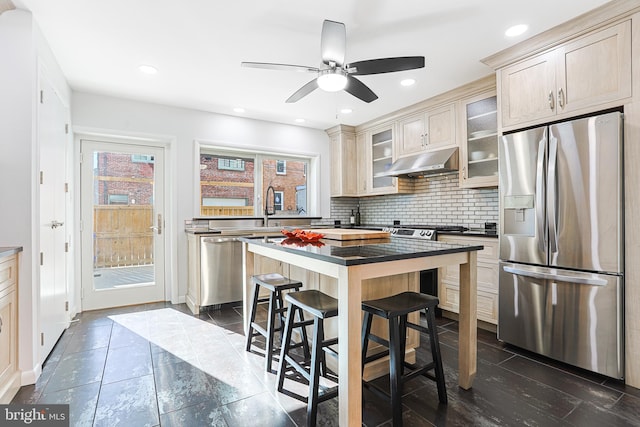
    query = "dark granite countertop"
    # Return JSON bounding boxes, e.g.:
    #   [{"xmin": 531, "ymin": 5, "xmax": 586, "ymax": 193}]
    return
[
  {"xmin": 184, "ymin": 229, "xmax": 223, "ymax": 235},
  {"xmin": 438, "ymin": 229, "xmax": 498, "ymax": 238},
  {"xmin": 0, "ymin": 246, "xmax": 23, "ymax": 258},
  {"xmin": 239, "ymin": 236, "xmax": 483, "ymax": 267}
]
